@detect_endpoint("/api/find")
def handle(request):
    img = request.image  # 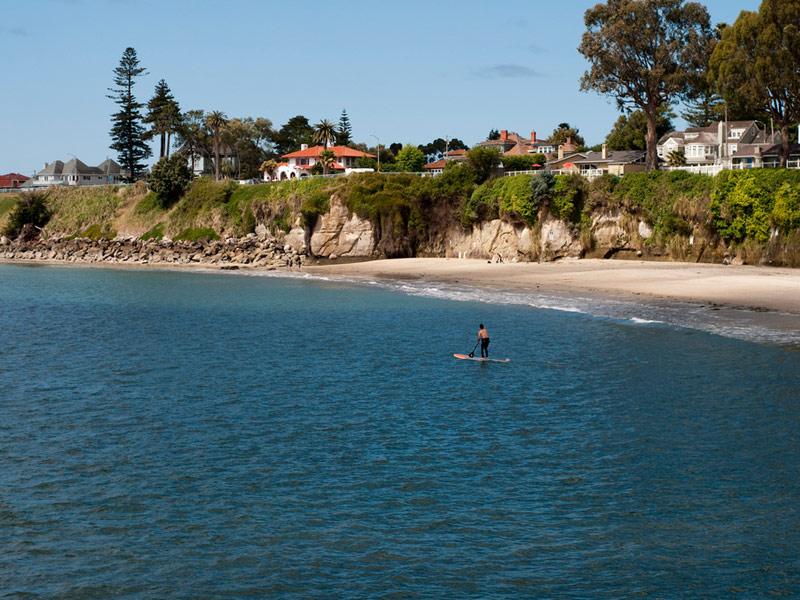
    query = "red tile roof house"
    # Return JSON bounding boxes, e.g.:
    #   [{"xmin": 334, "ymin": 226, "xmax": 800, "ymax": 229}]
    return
[
  {"xmin": 0, "ymin": 173, "xmax": 30, "ymax": 188},
  {"xmin": 476, "ymin": 129, "xmax": 570, "ymax": 159},
  {"xmin": 423, "ymin": 149, "xmax": 468, "ymax": 176},
  {"xmin": 268, "ymin": 144, "xmax": 376, "ymax": 181}
]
